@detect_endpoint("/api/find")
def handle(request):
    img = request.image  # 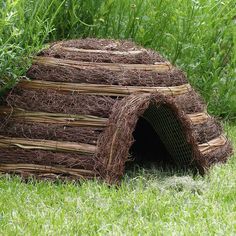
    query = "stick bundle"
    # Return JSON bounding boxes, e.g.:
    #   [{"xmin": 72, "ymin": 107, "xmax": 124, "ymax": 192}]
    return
[
  {"xmin": 18, "ymin": 79, "xmax": 192, "ymax": 97},
  {"xmin": 0, "ymin": 136, "xmax": 96, "ymax": 154},
  {"xmin": 35, "ymin": 56, "xmax": 173, "ymax": 72}
]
